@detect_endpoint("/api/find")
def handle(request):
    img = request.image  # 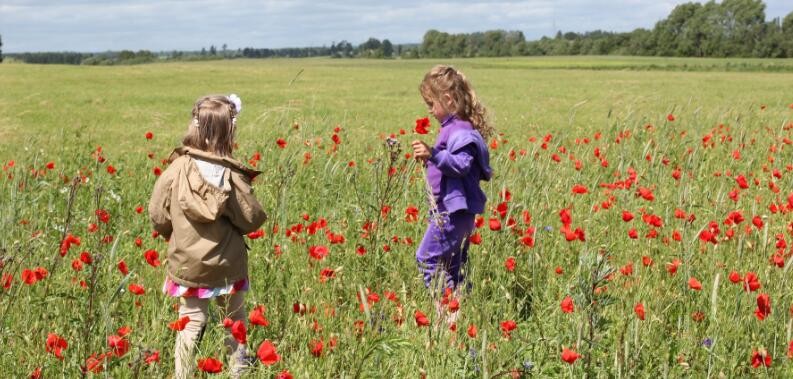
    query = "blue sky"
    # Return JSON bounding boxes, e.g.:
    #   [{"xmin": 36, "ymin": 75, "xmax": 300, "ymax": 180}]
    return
[{"xmin": 1, "ymin": 0, "xmax": 790, "ymax": 53}]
